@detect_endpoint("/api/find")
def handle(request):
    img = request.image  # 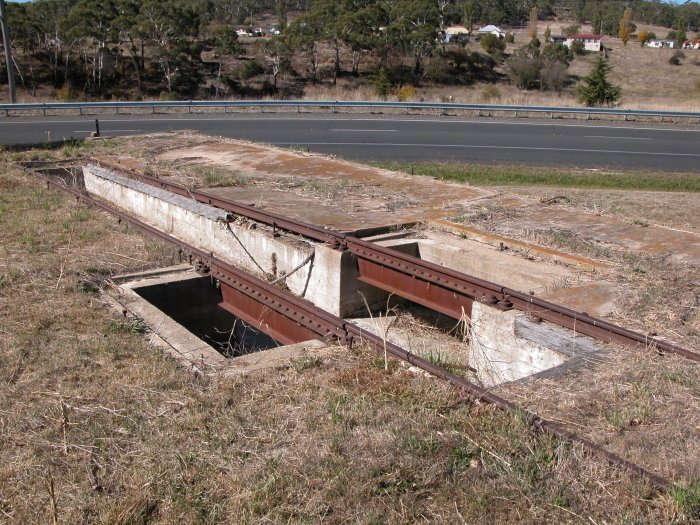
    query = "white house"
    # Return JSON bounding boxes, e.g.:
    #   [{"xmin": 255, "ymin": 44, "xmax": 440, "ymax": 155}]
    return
[
  {"xmin": 646, "ymin": 39, "xmax": 675, "ymax": 48},
  {"xmin": 565, "ymin": 33, "xmax": 602, "ymax": 52},
  {"xmin": 477, "ymin": 25, "xmax": 505, "ymax": 39},
  {"xmin": 443, "ymin": 25, "xmax": 469, "ymax": 43}
]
